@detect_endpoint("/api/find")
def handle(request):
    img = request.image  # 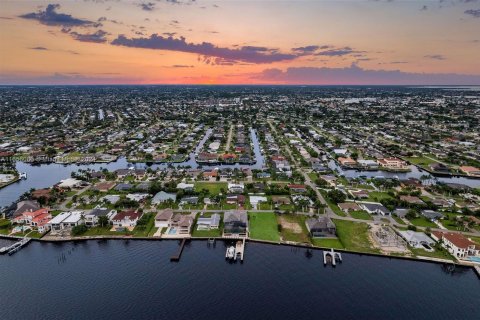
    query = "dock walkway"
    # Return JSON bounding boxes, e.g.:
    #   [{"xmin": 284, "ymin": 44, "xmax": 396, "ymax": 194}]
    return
[{"xmin": 170, "ymin": 239, "xmax": 187, "ymax": 261}]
